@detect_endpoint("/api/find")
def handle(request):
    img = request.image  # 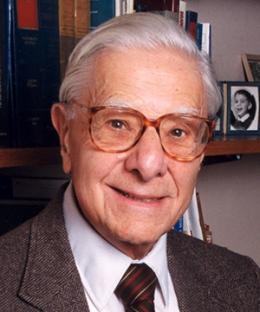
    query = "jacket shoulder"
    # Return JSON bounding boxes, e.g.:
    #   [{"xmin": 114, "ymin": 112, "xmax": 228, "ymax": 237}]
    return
[
  {"xmin": 168, "ymin": 231, "xmax": 260, "ymax": 273},
  {"xmin": 167, "ymin": 231, "xmax": 260, "ymax": 310}
]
